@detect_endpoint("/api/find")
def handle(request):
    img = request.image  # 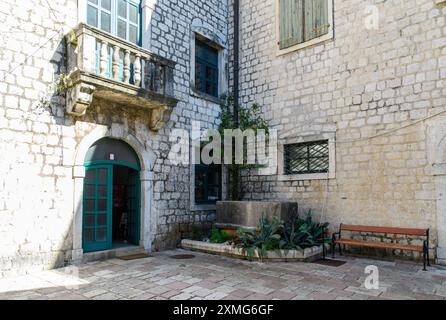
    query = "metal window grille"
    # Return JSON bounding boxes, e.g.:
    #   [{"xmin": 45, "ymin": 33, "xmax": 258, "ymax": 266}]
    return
[{"xmin": 284, "ymin": 140, "xmax": 329, "ymax": 175}]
